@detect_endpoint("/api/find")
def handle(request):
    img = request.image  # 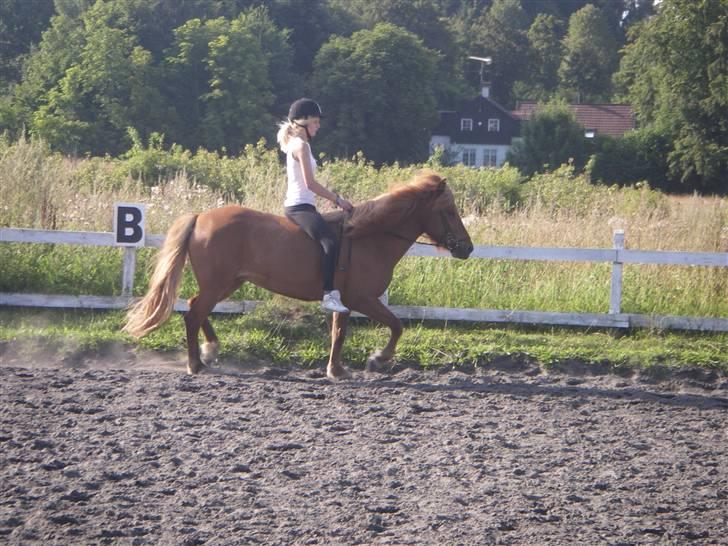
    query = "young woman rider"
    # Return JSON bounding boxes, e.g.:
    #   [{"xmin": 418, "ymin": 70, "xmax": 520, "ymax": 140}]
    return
[{"xmin": 276, "ymin": 98, "xmax": 353, "ymax": 313}]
